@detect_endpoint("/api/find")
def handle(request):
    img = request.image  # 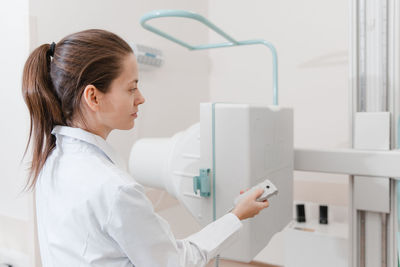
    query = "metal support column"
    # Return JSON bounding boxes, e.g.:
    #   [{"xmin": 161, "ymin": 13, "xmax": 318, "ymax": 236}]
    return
[{"xmin": 350, "ymin": 0, "xmax": 400, "ymax": 266}]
